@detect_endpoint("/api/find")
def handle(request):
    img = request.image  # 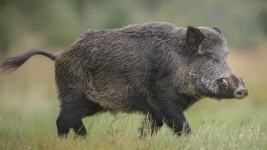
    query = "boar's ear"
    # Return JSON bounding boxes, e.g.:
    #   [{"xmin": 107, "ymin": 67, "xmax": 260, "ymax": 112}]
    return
[
  {"xmin": 186, "ymin": 26, "xmax": 204, "ymax": 51},
  {"xmin": 212, "ymin": 27, "xmax": 223, "ymax": 36}
]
